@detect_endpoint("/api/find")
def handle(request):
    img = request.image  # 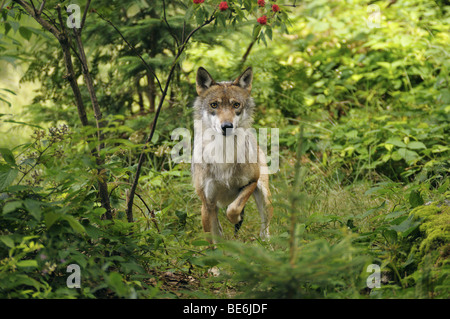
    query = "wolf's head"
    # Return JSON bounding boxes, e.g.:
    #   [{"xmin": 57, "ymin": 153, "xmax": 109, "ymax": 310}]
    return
[{"xmin": 194, "ymin": 67, "xmax": 255, "ymax": 136}]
